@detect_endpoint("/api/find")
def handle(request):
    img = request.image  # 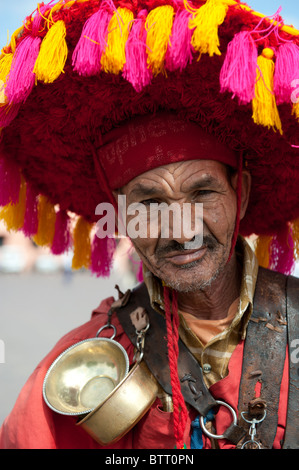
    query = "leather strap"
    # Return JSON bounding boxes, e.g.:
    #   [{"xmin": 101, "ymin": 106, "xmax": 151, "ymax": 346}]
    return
[
  {"xmin": 116, "ymin": 283, "xmax": 218, "ymax": 417},
  {"xmin": 283, "ymin": 274, "xmax": 299, "ymax": 449},
  {"xmin": 115, "ymin": 283, "xmax": 246, "ymax": 445},
  {"xmin": 115, "ymin": 266, "xmax": 299, "ymax": 448},
  {"xmin": 237, "ymin": 267, "xmax": 288, "ymax": 448}
]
